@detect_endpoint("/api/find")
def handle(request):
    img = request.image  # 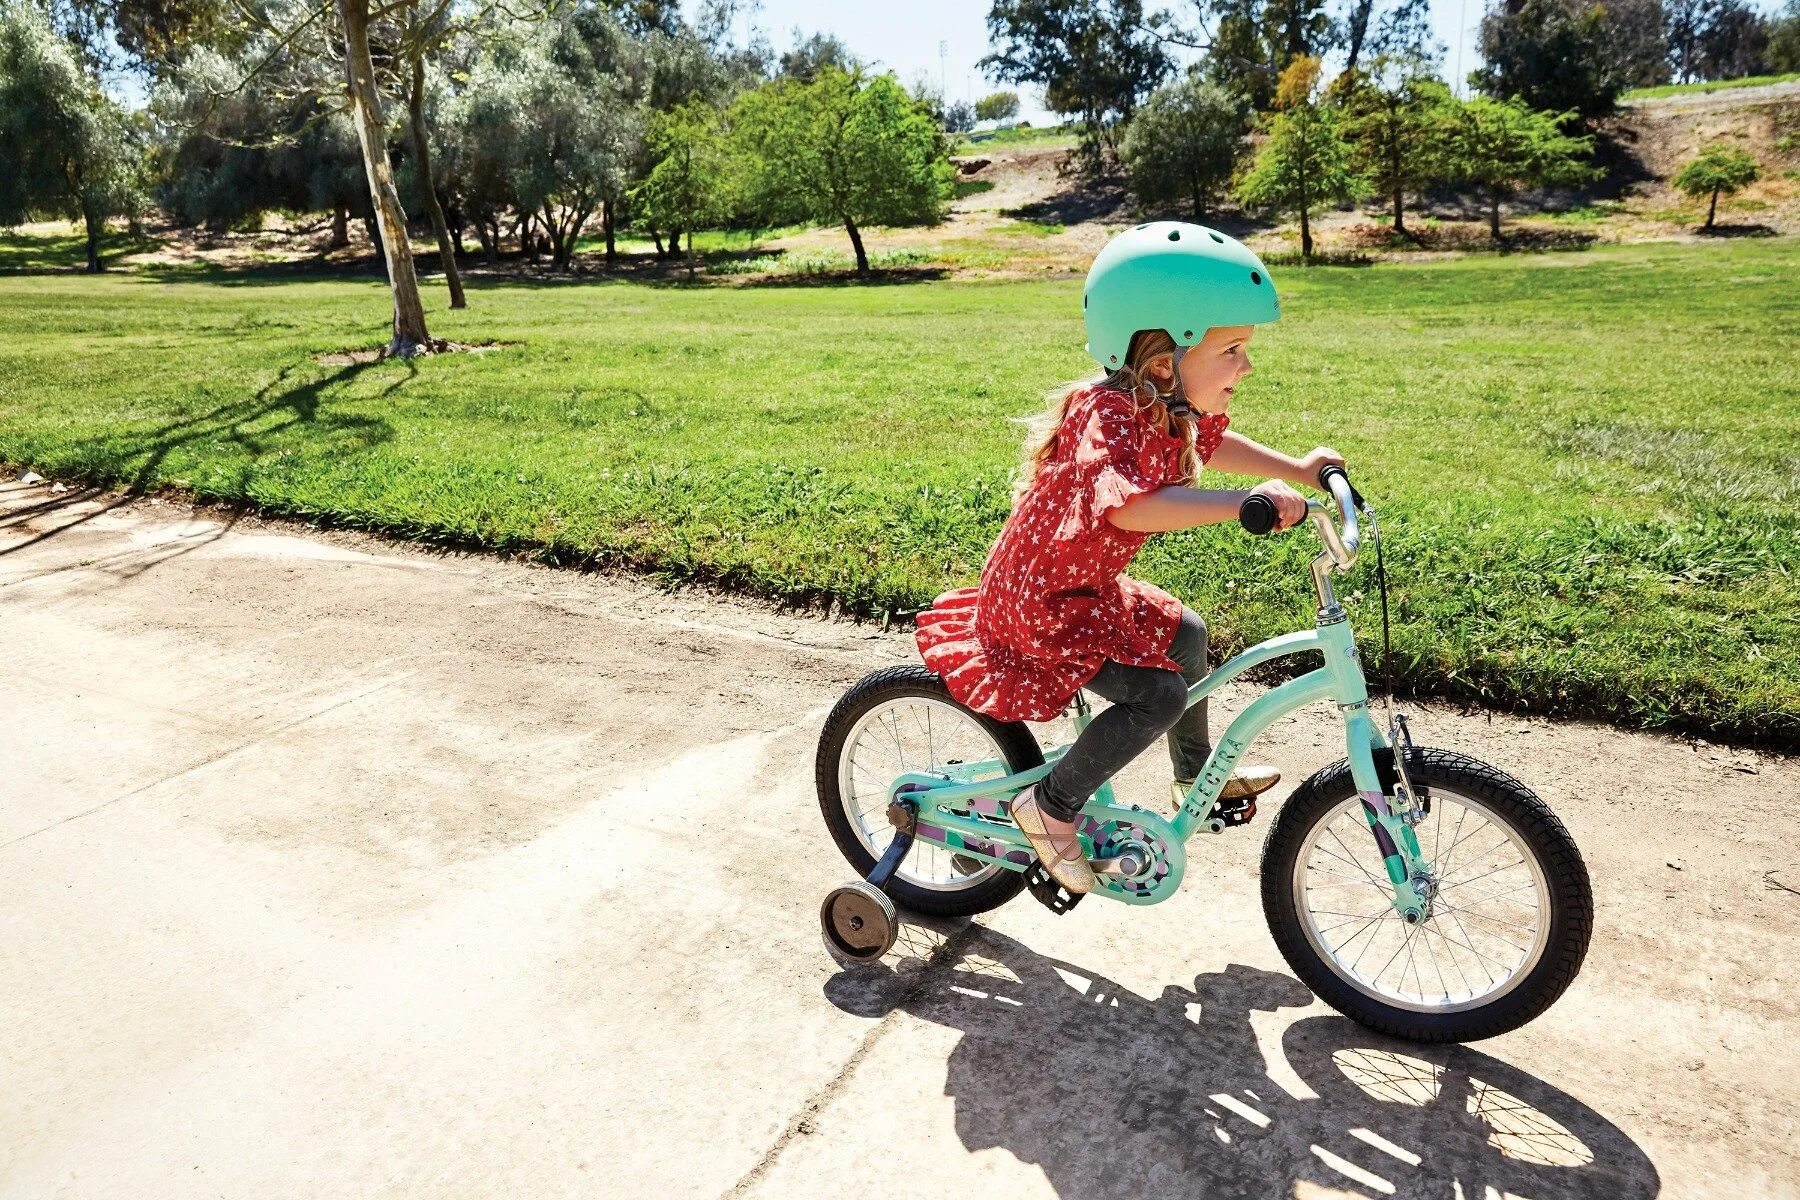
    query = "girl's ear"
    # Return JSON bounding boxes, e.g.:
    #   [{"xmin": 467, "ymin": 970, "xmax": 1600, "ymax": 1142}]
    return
[{"xmin": 1146, "ymin": 354, "xmax": 1175, "ymax": 385}]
